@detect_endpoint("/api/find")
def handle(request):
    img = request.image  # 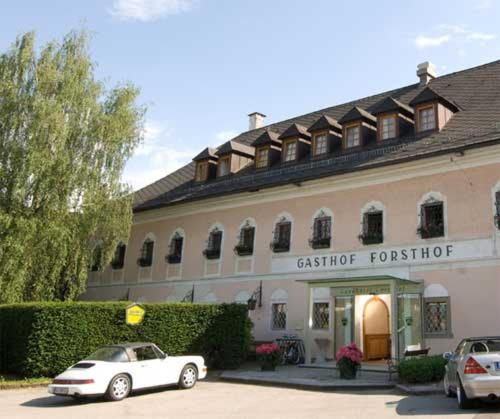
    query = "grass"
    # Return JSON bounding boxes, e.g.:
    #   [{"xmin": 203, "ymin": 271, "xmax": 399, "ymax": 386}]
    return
[{"xmin": 0, "ymin": 374, "xmax": 51, "ymax": 389}]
